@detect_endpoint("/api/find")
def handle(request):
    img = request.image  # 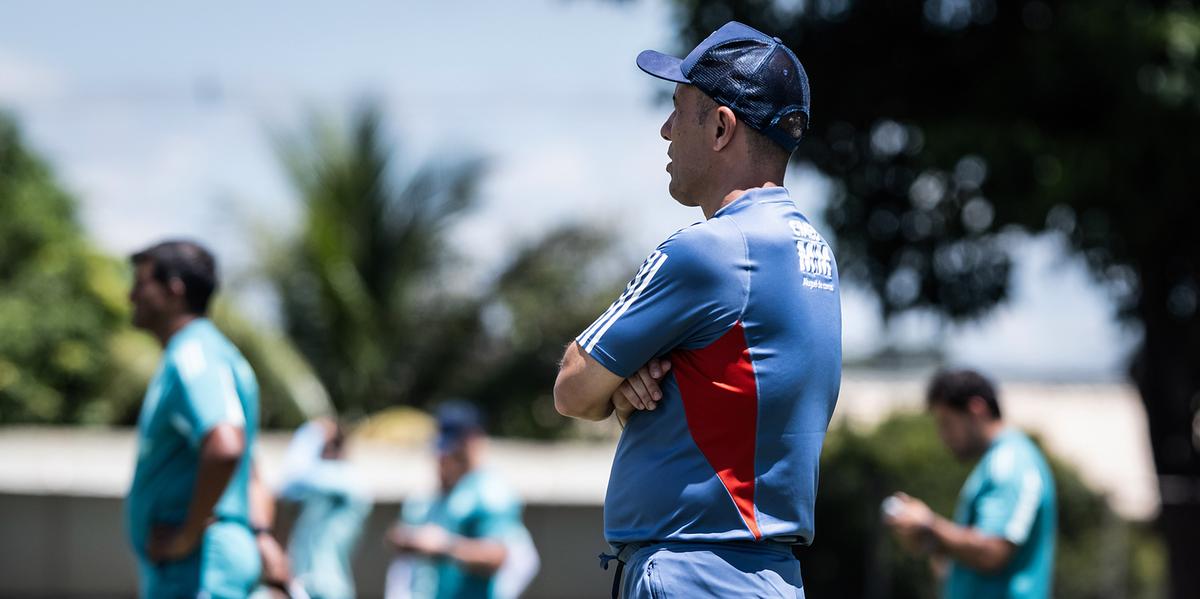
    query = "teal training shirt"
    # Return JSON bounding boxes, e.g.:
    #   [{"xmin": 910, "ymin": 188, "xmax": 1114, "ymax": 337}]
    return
[
  {"xmin": 125, "ymin": 318, "xmax": 260, "ymax": 562},
  {"xmin": 944, "ymin": 429, "xmax": 1057, "ymax": 599},
  {"xmin": 401, "ymin": 470, "xmax": 524, "ymax": 599}
]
